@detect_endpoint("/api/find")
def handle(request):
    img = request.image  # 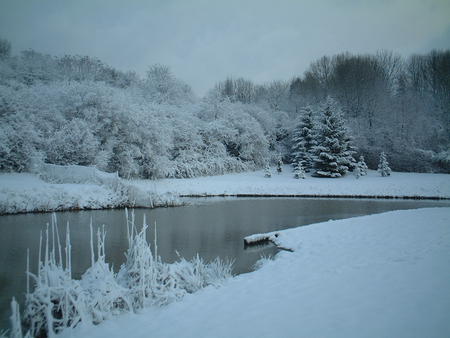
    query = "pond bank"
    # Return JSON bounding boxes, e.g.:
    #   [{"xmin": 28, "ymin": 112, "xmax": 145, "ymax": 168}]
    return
[{"xmin": 1, "ymin": 166, "xmax": 449, "ymax": 214}]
